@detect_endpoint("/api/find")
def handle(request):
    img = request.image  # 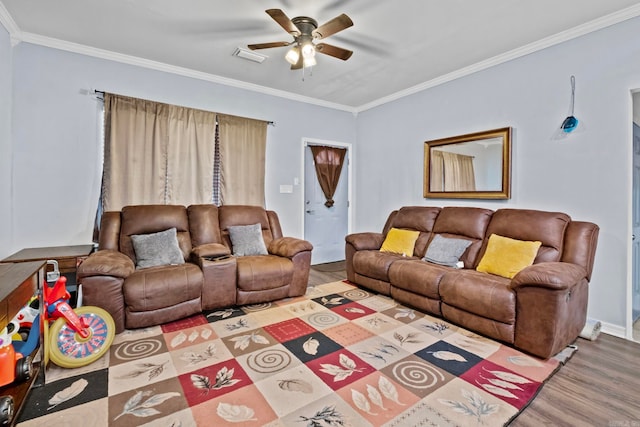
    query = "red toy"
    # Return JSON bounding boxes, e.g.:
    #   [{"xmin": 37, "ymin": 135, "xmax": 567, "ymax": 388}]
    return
[{"xmin": 42, "ymin": 273, "xmax": 115, "ymax": 369}]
